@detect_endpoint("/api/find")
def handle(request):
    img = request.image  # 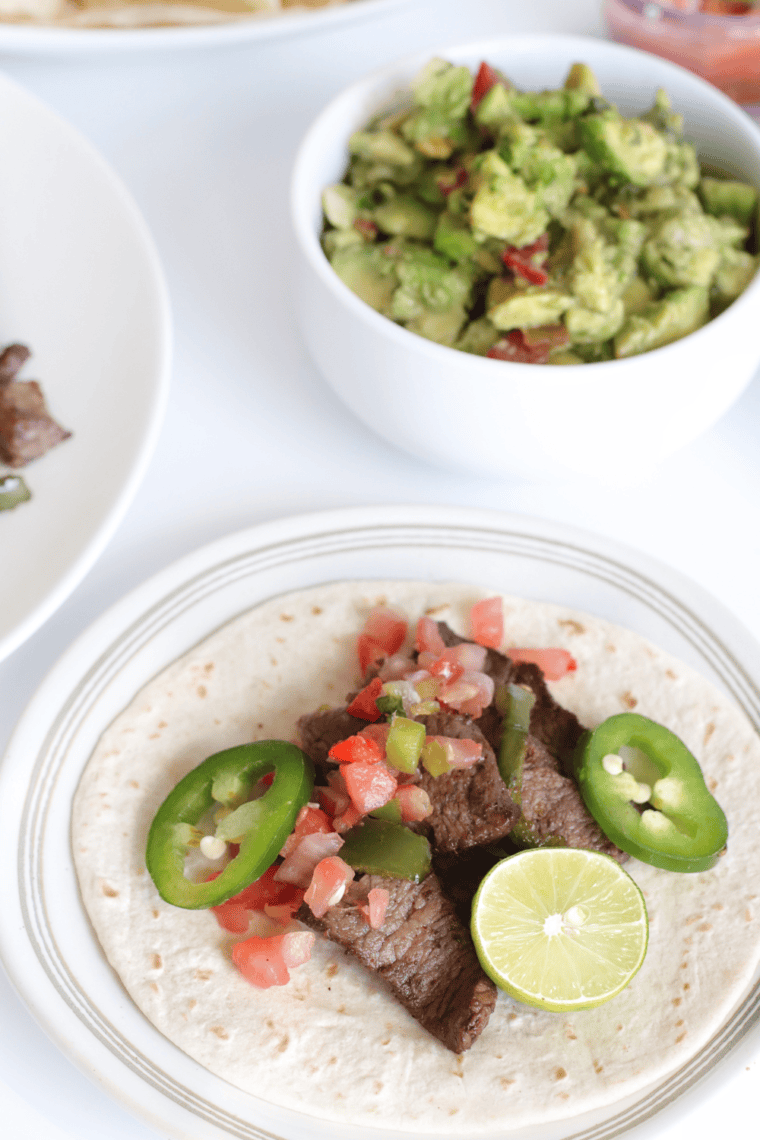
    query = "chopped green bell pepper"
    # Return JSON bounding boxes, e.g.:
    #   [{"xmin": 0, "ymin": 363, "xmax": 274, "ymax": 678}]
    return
[
  {"xmin": 573, "ymin": 713, "xmax": 728, "ymax": 872},
  {"xmin": 145, "ymin": 740, "xmax": 314, "ymax": 908},
  {"xmin": 340, "ymin": 817, "xmax": 431, "ymax": 882}
]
